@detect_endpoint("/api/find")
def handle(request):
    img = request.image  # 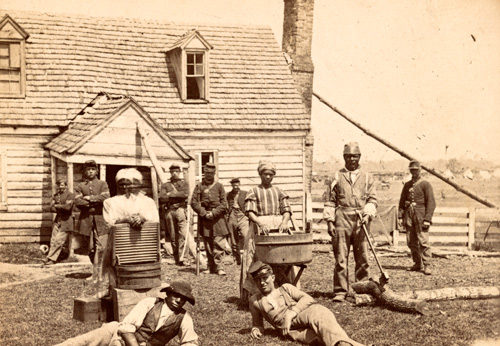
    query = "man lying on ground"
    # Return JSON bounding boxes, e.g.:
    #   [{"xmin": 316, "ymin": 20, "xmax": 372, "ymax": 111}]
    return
[
  {"xmin": 55, "ymin": 280, "xmax": 198, "ymax": 346},
  {"xmin": 248, "ymin": 261, "xmax": 364, "ymax": 346}
]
